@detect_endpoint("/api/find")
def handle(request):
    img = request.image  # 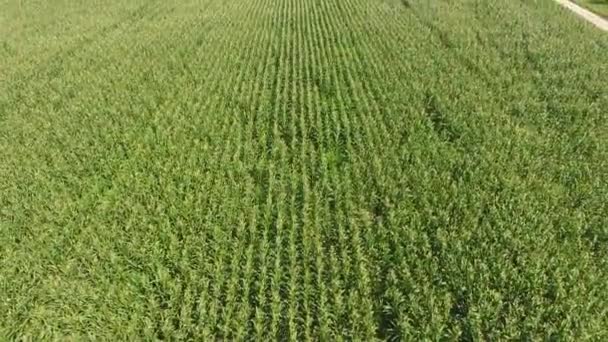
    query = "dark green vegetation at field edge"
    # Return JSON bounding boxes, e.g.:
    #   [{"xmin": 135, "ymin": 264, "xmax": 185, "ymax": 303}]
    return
[
  {"xmin": 574, "ymin": 0, "xmax": 608, "ymax": 17},
  {"xmin": 1, "ymin": 0, "xmax": 608, "ymax": 340}
]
